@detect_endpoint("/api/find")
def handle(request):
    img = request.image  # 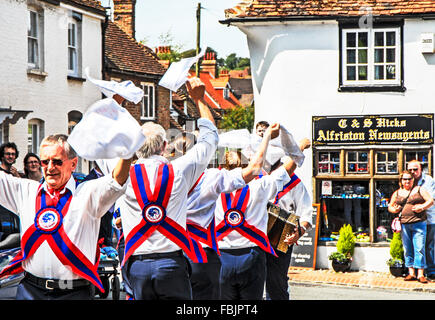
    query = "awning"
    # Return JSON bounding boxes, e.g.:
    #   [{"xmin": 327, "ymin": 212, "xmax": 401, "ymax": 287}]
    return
[{"xmin": 0, "ymin": 108, "xmax": 32, "ymax": 125}]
